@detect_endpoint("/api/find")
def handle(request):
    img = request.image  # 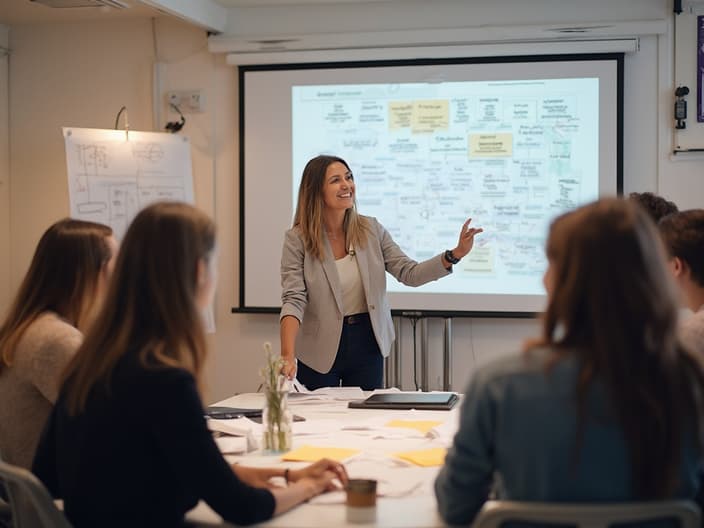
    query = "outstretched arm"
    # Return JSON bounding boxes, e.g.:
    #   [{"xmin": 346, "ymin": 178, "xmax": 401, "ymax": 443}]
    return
[{"xmin": 441, "ymin": 218, "xmax": 483, "ymax": 268}]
